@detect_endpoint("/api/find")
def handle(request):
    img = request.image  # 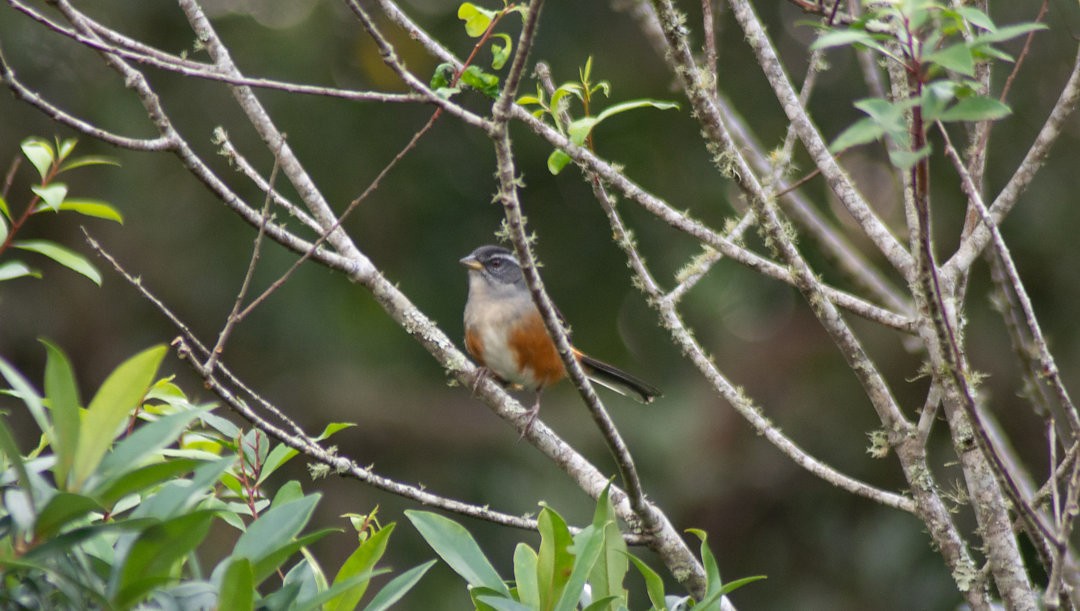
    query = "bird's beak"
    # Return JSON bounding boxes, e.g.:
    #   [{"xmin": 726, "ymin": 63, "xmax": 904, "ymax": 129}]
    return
[{"xmin": 459, "ymin": 254, "xmax": 483, "ymax": 270}]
